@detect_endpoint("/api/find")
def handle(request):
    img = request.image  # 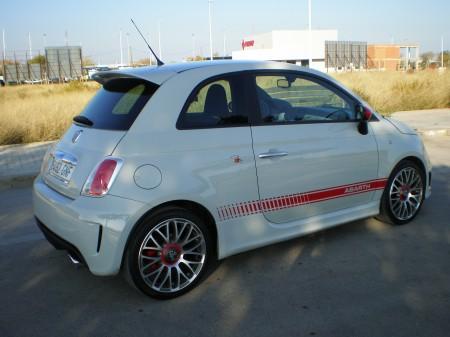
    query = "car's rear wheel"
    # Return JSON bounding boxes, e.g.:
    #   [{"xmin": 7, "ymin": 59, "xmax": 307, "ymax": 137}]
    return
[
  {"xmin": 378, "ymin": 160, "xmax": 425, "ymax": 225},
  {"xmin": 126, "ymin": 207, "xmax": 212, "ymax": 299}
]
